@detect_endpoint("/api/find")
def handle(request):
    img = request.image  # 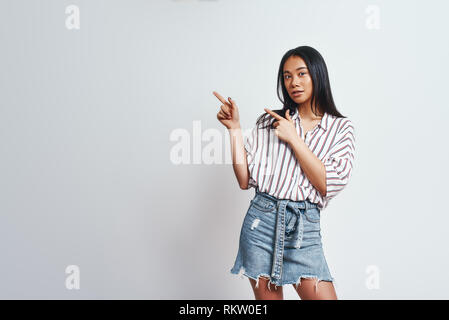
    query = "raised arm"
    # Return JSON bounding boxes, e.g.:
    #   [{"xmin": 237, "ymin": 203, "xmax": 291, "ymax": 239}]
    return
[
  {"xmin": 228, "ymin": 126, "xmax": 251, "ymax": 189},
  {"xmin": 213, "ymin": 91, "xmax": 250, "ymax": 189}
]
